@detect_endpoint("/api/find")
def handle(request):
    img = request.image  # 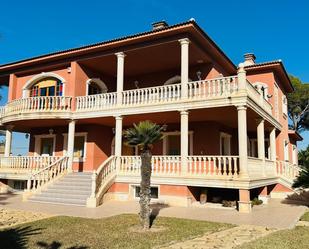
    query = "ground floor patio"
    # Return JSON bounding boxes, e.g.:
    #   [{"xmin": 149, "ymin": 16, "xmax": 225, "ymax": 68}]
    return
[{"xmin": 0, "ymin": 192, "xmax": 307, "ymax": 229}]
